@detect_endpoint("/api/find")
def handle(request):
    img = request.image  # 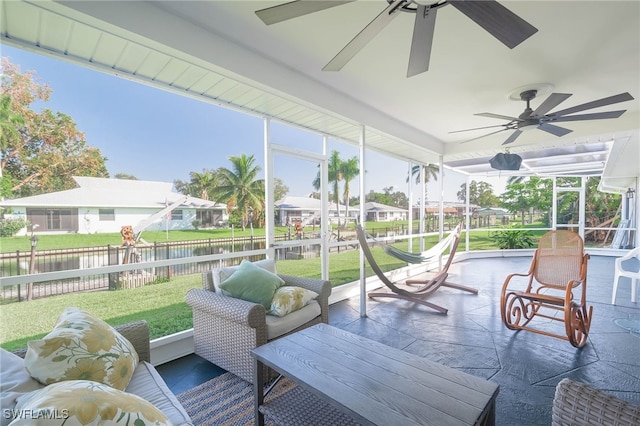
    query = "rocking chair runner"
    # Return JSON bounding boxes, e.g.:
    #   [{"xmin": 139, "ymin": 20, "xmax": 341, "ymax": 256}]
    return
[
  {"xmin": 356, "ymin": 224, "xmax": 478, "ymax": 314},
  {"xmin": 500, "ymin": 230, "xmax": 592, "ymax": 348}
]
